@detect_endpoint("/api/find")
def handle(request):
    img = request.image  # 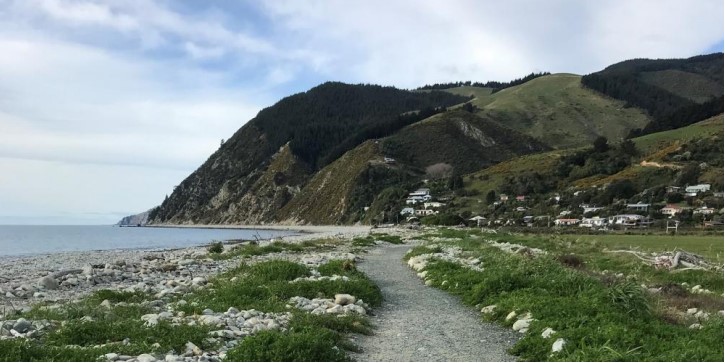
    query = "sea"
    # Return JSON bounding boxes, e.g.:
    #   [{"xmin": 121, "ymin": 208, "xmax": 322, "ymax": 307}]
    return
[{"xmin": 0, "ymin": 225, "xmax": 299, "ymax": 257}]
